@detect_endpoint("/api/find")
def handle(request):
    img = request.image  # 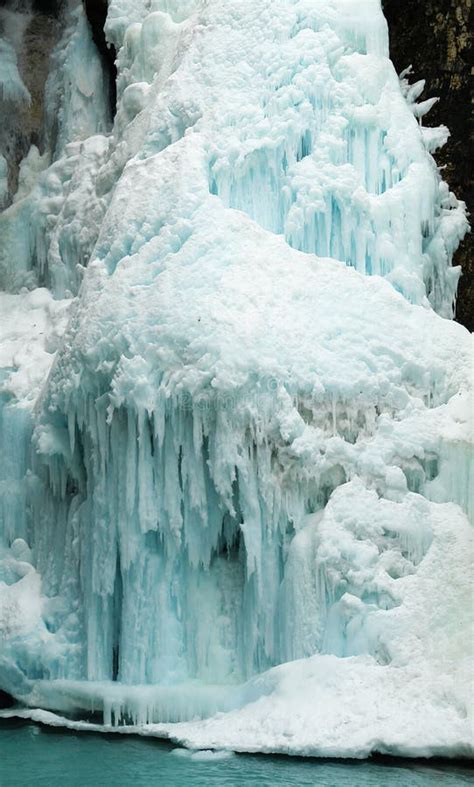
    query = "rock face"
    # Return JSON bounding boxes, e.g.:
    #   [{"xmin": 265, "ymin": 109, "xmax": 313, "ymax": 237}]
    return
[
  {"xmin": 0, "ymin": 1, "xmax": 60, "ymax": 200},
  {"xmin": 0, "ymin": 0, "xmax": 115, "ymax": 206},
  {"xmin": 383, "ymin": 0, "xmax": 473, "ymax": 330}
]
